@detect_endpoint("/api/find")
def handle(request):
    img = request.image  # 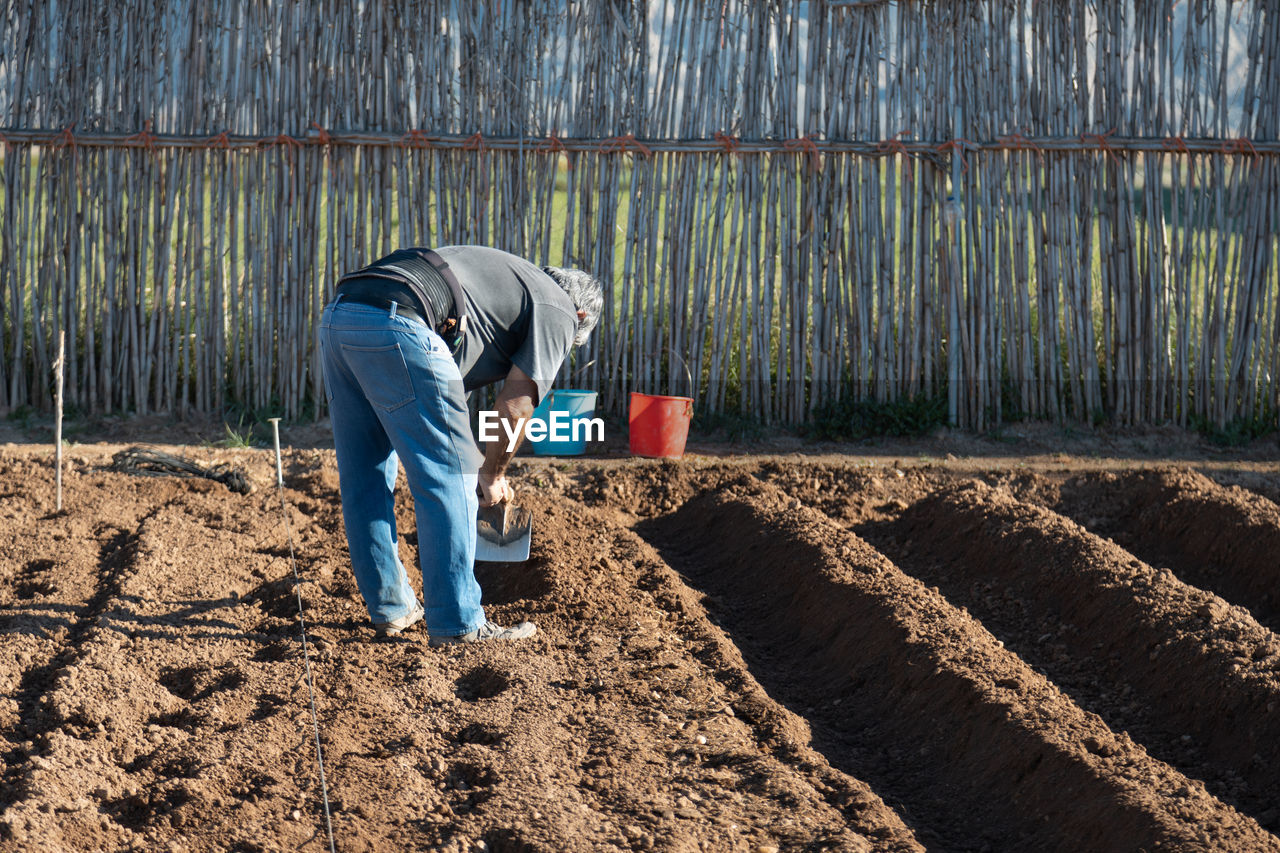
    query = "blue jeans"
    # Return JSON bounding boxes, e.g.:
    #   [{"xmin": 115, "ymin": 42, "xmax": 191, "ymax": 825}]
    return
[{"xmin": 318, "ymin": 297, "xmax": 485, "ymax": 637}]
